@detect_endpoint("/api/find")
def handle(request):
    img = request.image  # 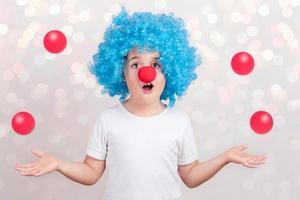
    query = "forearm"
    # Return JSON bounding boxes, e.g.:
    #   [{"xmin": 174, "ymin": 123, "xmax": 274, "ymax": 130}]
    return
[
  {"xmin": 56, "ymin": 159, "xmax": 96, "ymax": 186},
  {"xmin": 187, "ymin": 153, "xmax": 229, "ymax": 188}
]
